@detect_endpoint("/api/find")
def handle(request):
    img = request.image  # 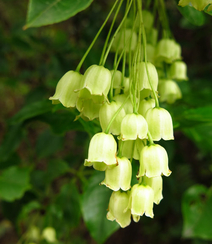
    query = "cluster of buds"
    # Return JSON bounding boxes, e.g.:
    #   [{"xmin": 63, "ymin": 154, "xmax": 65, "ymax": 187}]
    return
[{"xmin": 49, "ymin": 0, "xmax": 188, "ymax": 228}]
